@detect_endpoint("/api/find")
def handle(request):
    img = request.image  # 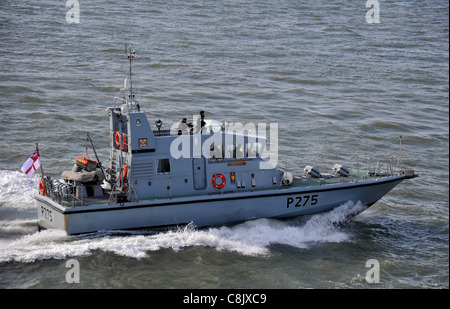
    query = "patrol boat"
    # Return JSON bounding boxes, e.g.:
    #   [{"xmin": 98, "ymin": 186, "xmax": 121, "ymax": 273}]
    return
[{"xmin": 36, "ymin": 47, "xmax": 417, "ymax": 235}]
